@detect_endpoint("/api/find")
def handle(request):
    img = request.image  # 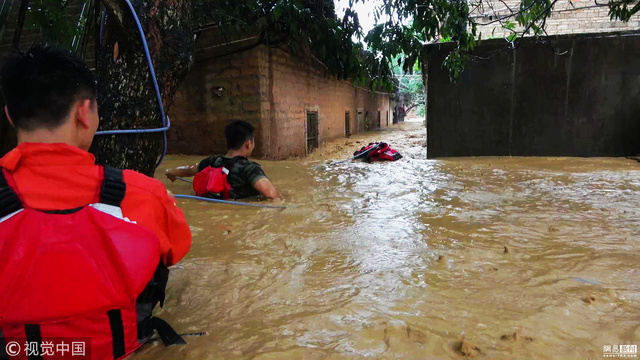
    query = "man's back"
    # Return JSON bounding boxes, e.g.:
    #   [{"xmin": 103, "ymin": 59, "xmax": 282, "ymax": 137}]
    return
[
  {"xmin": 0, "ymin": 143, "xmax": 190, "ymax": 266},
  {"xmin": 0, "ymin": 43, "xmax": 192, "ymax": 358}
]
